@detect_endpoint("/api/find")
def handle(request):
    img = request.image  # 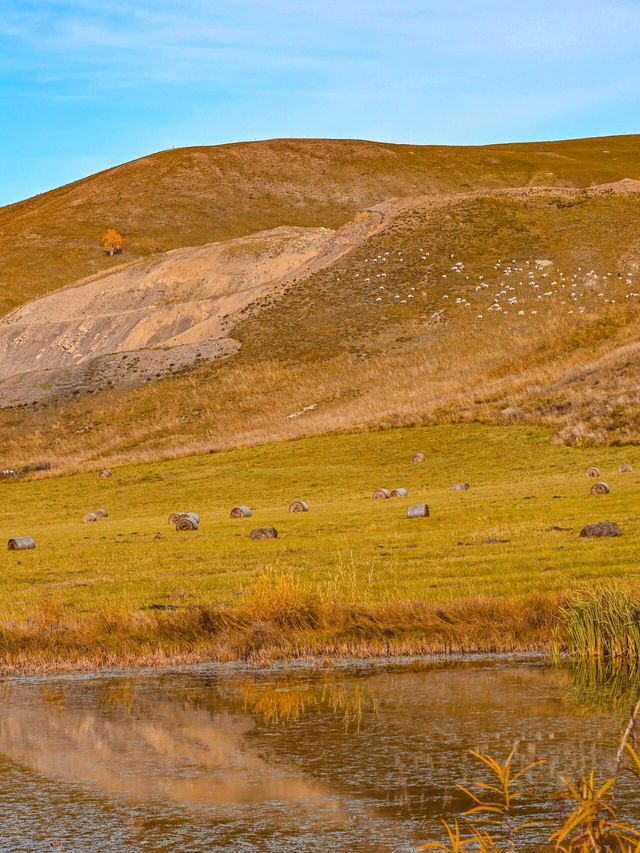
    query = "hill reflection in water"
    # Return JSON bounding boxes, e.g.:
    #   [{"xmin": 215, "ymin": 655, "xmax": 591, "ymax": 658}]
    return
[{"xmin": 0, "ymin": 659, "xmax": 635, "ymax": 851}]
